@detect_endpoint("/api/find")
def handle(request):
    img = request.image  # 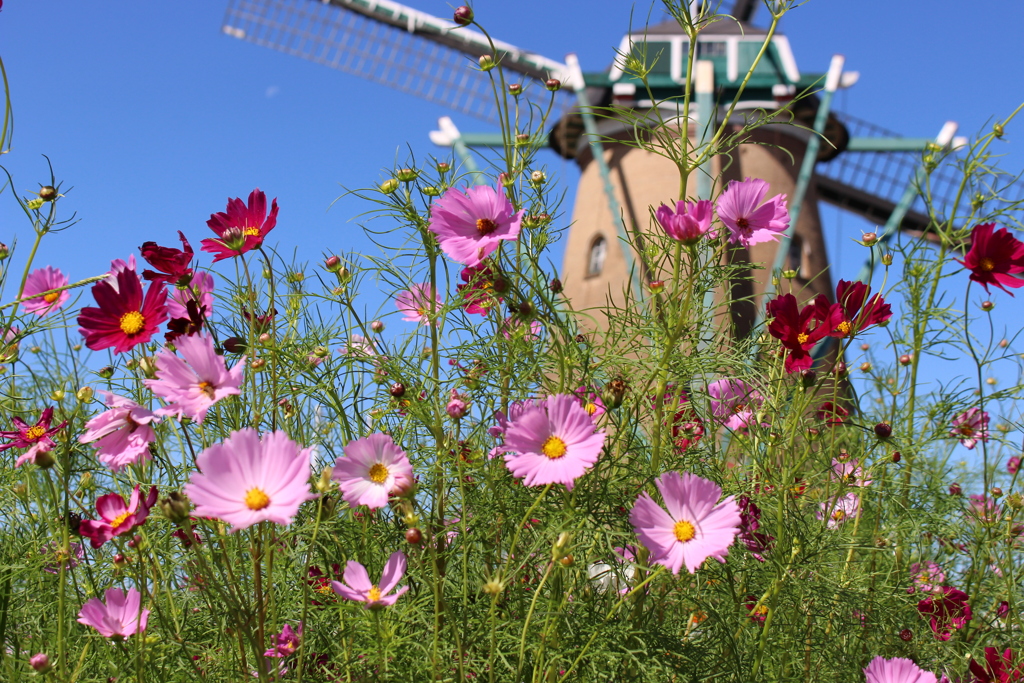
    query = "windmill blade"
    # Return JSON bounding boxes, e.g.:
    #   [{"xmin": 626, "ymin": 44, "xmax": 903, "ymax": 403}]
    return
[
  {"xmin": 816, "ymin": 111, "xmax": 1024, "ymax": 234},
  {"xmin": 222, "ymin": 0, "xmax": 575, "ymax": 127}
]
